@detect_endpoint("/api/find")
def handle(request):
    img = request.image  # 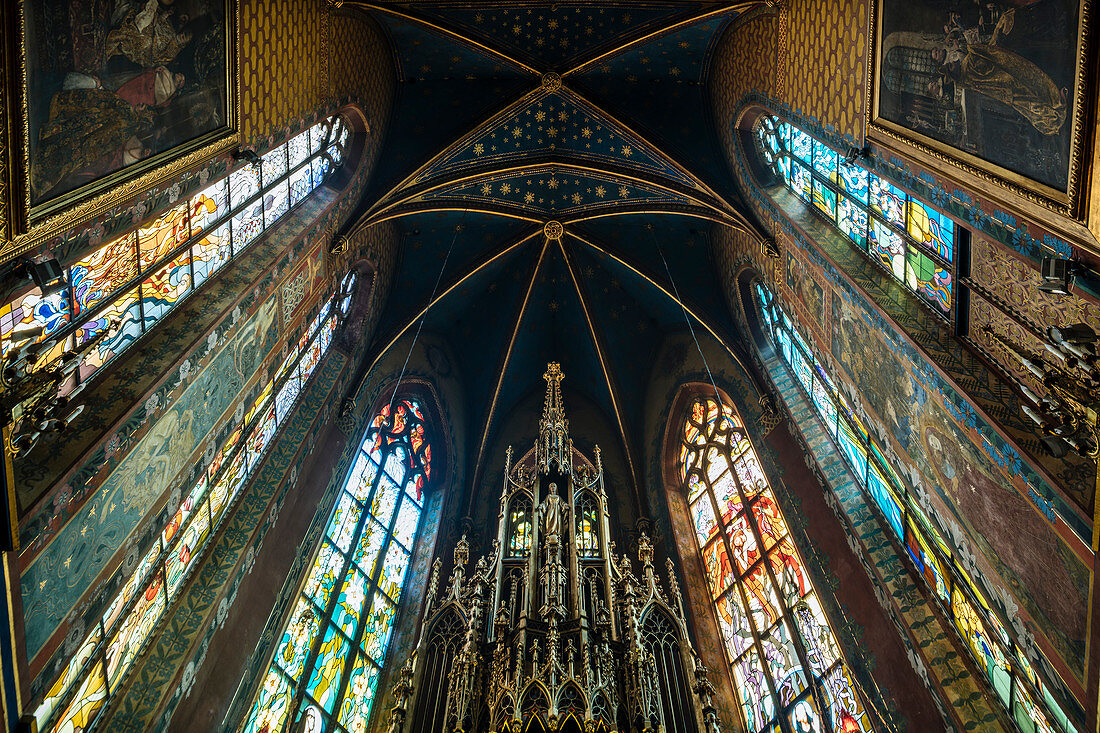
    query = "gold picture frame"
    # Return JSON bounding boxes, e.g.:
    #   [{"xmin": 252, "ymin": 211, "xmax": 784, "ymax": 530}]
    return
[
  {"xmin": 0, "ymin": 0, "xmax": 240, "ymax": 264},
  {"xmin": 866, "ymin": 0, "xmax": 1092, "ymax": 221}
]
